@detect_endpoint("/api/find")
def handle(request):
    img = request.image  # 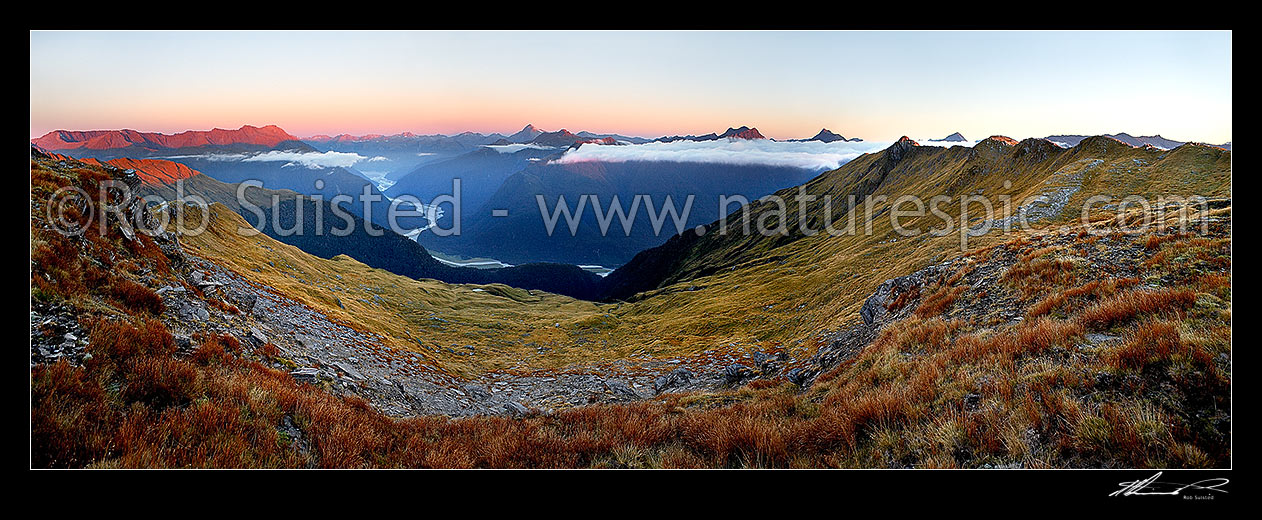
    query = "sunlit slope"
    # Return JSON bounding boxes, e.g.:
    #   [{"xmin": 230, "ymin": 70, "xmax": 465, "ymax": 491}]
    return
[
  {"xmin": 178, "ymin": 204, "xmax": 617, "ymax": 376},
  {"xmin": 602, "ymin": 136, "xmax": 1230, "ymax": 353},
  {"xmin": 31, "ymin": 148, "xmax": 1230, "ymax": 468},
  {"xmin": 174, "ymin": 135, "xmax": 1231, "ymax": 374}
]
